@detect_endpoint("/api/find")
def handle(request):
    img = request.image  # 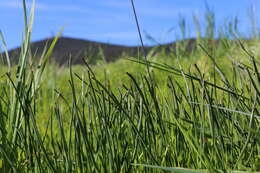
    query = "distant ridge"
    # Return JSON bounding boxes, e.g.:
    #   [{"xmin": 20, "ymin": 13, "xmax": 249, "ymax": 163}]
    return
[{"xmin": 3, "ymin": 36, "xmax": 199, "ymax": 65}]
